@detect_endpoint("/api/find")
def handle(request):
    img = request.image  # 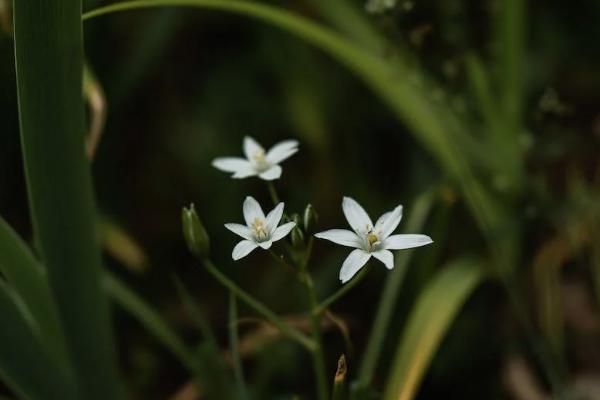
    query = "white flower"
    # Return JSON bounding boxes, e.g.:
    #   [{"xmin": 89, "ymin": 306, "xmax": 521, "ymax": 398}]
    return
[
  {"xmin": 212, "ymin": 136, "xmax": 299, "ymax": 181},
  {"xmin": 315, "ymin": 197, "xmax": 433, "ymax": 284},
  {"xmin": 225, "ymin": 196, "xmax": 296, "ymax": 260}
]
